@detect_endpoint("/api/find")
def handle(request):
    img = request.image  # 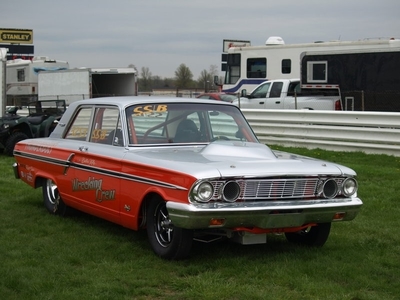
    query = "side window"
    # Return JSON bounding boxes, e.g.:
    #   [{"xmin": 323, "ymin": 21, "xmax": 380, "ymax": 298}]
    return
[
  {"xmin": 247, "ymin": 58, "xmax": 266, "ymax": 78},
  {"xmin": 225, "ymin": 53, "xmax": 241, "ymax": 84},
  {"xmin": 65, "ymin": 107, "xmax": 93, "ymax": 141},
  {"xmin": 251, "ymin": 82, "xmax": 271, "ymax": 98},
  {"xmin": 282, "ymin": 59, "xmax": 291, "ymax": 74},
  {"xmin": 307, "ymin": 61, "xmax": 328, "ymax": 82},
  {"xmin": 17, "ymin": 69, "xmax": 25, "ymax": 82},
  {"xmin": 90, "ymin": 107, "xmax": 122, "ymax": 146},
  {"xmin": 287, "ymin": 82, "xmax": 301, "ymax": 96},
  {"xmin": 269, "ymin": 82, "xmax": 283, "ymax": 98}
]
